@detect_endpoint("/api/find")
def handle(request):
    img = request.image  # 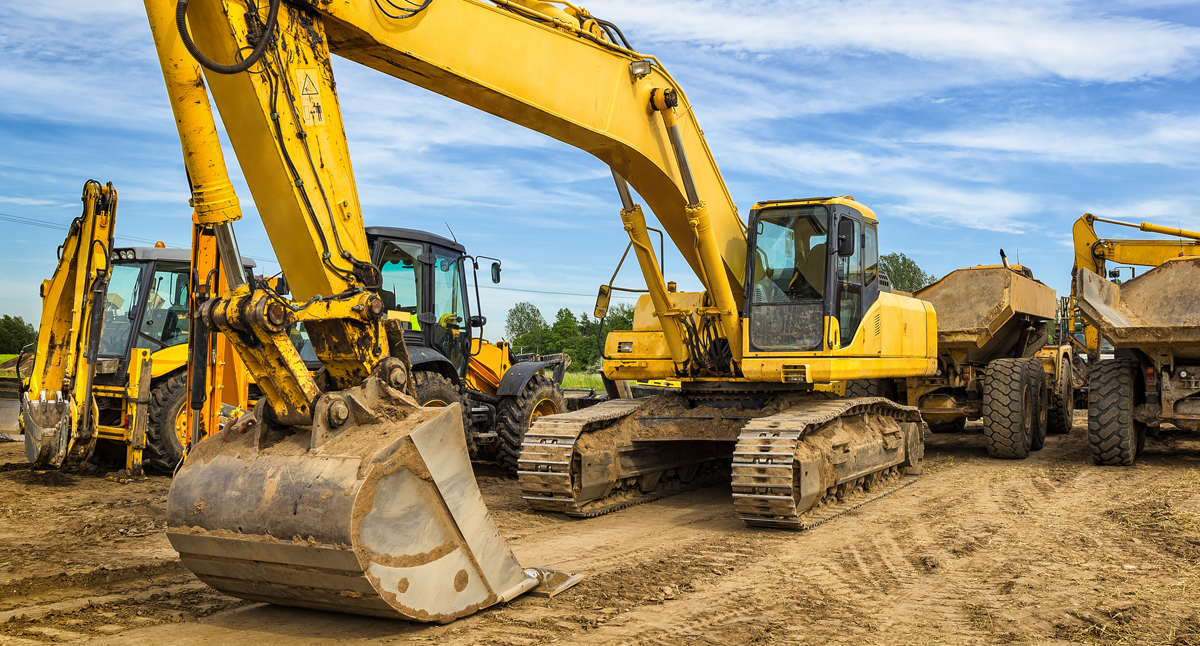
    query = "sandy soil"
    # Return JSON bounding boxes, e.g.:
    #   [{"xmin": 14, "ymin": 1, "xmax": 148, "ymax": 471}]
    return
[{"xmin": 3, "ymin": 411, "xmax": 1200, "ymax": 645}]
